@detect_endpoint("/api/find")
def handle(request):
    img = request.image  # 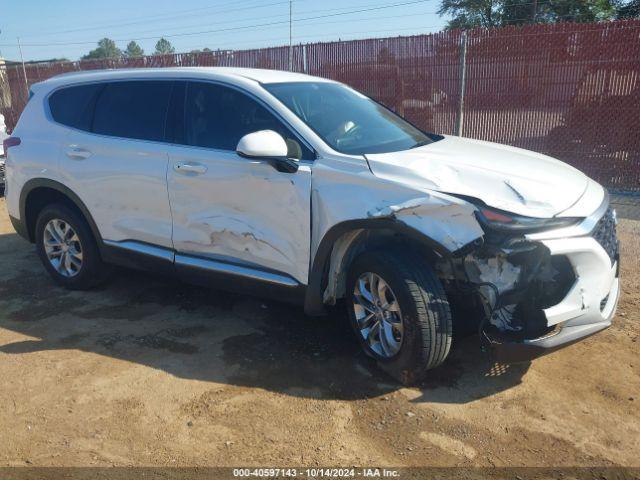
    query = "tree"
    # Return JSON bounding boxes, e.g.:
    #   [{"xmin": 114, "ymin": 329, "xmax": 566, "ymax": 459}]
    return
[
  {"xmin": 82, "ymin": 38, "xmax": 121, "ymax": 60},
  {"xmin": 439, "ymin": 0, "xmax": 501, "ymax": 28},
  {"xmin": 617, "ymin": 0, "xmax": 640, "ymax": 18},
  {"xmin": 438, "ymin": 0, "xmax": 619, "ymax": 29},
  {"xmin": 190, "ymin": 47, "xmax": 213, "ymax": 53},
  {"xmin": 154, "ymin": 38, "xmax": 175, "ymax": 55},
  {"xmin": 124, "ymin": 41, "xmax": 144, "ymax": 58}
]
